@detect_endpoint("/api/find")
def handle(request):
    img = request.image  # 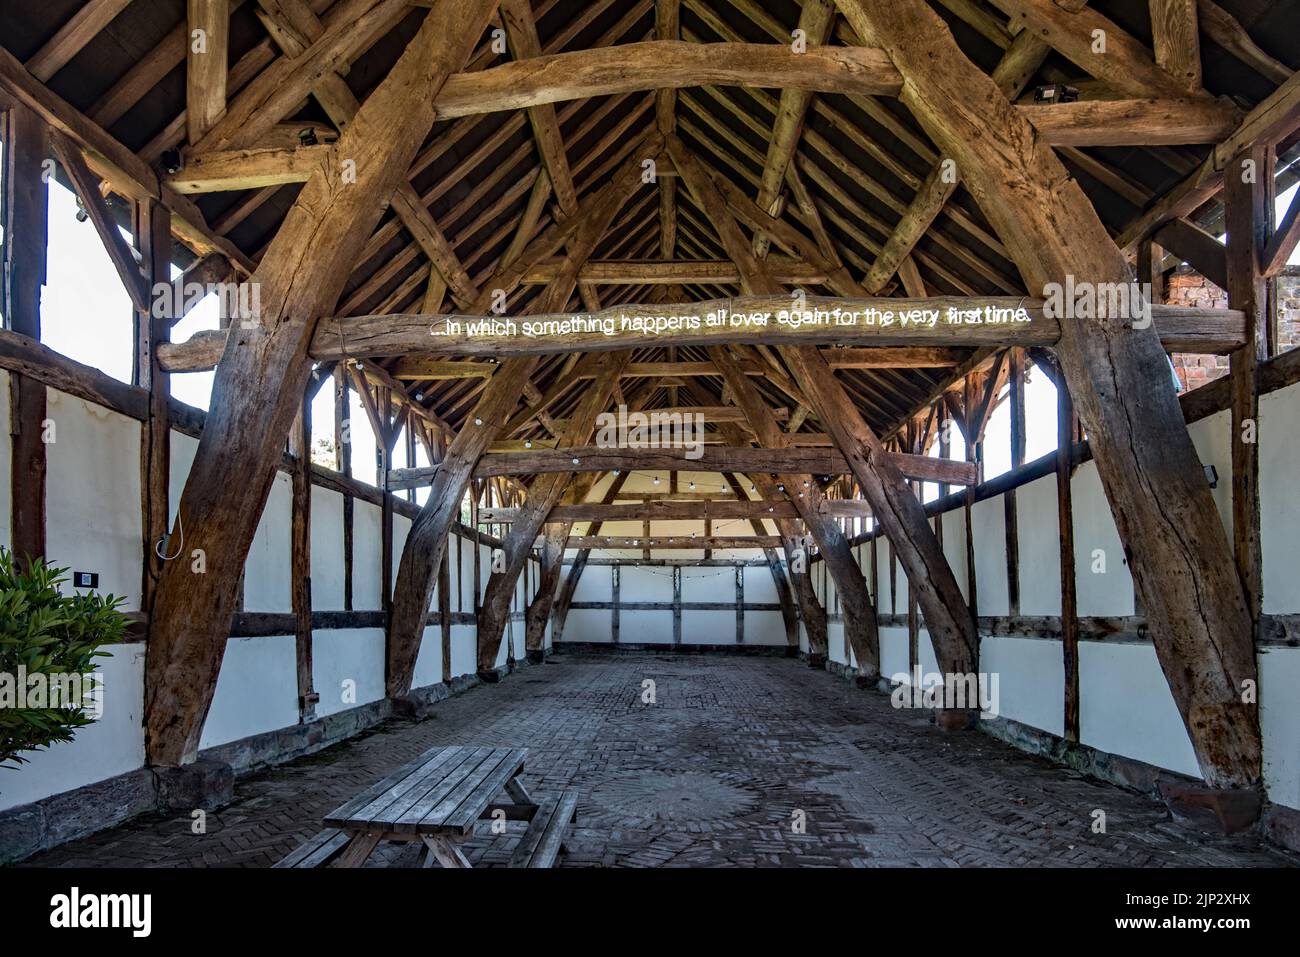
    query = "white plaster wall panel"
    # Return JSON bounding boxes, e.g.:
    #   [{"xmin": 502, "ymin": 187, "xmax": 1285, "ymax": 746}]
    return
[
  {"xmin": 1187, "ymin": 409, "xmax": 1233, "ymax": 538},
  {"xmin": 1079, "ymin": 641, "xmax": 1200, "ymax": 778},
  {"xmin": 199, "ymin": 635, "xmax": 298, "ymax": 749},
  {"xmin": 350, "ymin": 500, "xmax": 383, "ymax": 611},
  {"xmin": 391, "ymin": 514, "xmax": 411, "ymax": 600},
  {"xmin": 1260, "ymin": 647, "xmax": 1300, "ymax": 809},
  {"xmin": 600, "ymin": 521, "xmax": 642, "ymax": 538},
  {"xmin": 511, "ymin": 616, "xmax": 526, "ymax": 660},
  {"xmin": 167, "ymin": 429, "xmax": 198, "ymax": 509},
  {"xmin": 654, "ymin": 519, "xmax": 709, "ymax": 538},
  {"xmin": 445, "ymin": 532, "xmax": 459, "ymax": 605},
  {"xmin": 621, "ymin": 566, "xmax": 671, "ymax": 602},
  {"xmin": 560, "ymin": 609, "xmax": 613, "ymax": 643},
  {"xmin": 619, "ymin": 610, "xmax": 673, "ymax": 643},
  {"xmin": 410, "ymin": 625, "xmax": 443, "ymax": 690},
  {"xmin": 477, "ymin": 543, "xmax": 494, "ymax": 601},
  {"xmin": 309, "ymin": 486, "xmax": 346, "ymax": 609},
  {"xmin": 917, "ymin": 629, "xmax": 940, "ymax": 676},
  {"xmin": 0, "ymin": 644, "xmax": 145, "ymax": 812},
  {"xmin": 680, "ymin": 566, "xmax": 731, "ymax": 602},
  {"xmin": 0, "ymin": 370, "xmax": 9, "ymax": 548},
  {"xmin": 1014, "ymin": 475, "xmax": 1061, "ymax": 616},
  {"xmin": 573, "ymin": 563, "xmax": 611, "ymax": 601},
  {"xmin": 494, "ymin": 621, "xmax": 510, "ymax": 669},
  {"xmin": 44, "ymin": 390, "xmax": 143, "ymax": 609},
  {"xmin": 877, "ymin": 544, "xmax": 907, "ymax": 615},
  {"xmin": 979, "ymin": 635, "xmax": 1063, "ymax": 736},
  {"xmin": 743, "ymin": 565, "xmax": 778, "ymax": 603},
  {"xmin": 970, "ymin": 496, "xmax": 1009, "ymax": 616},
  {"xmin": 458, "ymin": 537, "xmax": 476, "ymax": 610},
  {"xmin": 1261, "ymin": 386, "xmax": 1300, "ymax": 613},
  {"xmin": 874, "ymin": 538, "xmax": 892, "ymax": 614},
  {"xmin": 312, "ymin": 628, "xmax": 385, "ymax": 718},
  {"xmin": 681, "ymin": 610, "xmax": 736, "ymax": 644},
  {"xmin": 744, "ymin": 611, "xmax": 787, "ymax": 645},
  {"xmin": 1070, "ymin": 463, "xmax": 1135, "ymax": 617},
  {"xmin": 941, "ymin": 509, "xmax": 968, "ymax": 602},
  {"xmin": 879, "ymin": 626, "xmax": 909, "ymax": 680},
  {"xmin": 827, "ymin": 622, "xmax": 846, "ymax": 665},
  {"xmin": 450, "ymin": 624, "xmax": 477, "ymax": 676},
  {"xmin": 1253, "ymin": 647, "xmax": 1294, "ymax": 811},
  {"xmin": 242, "ymin": 472, "xmax": 292, "ymax": 612}
]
